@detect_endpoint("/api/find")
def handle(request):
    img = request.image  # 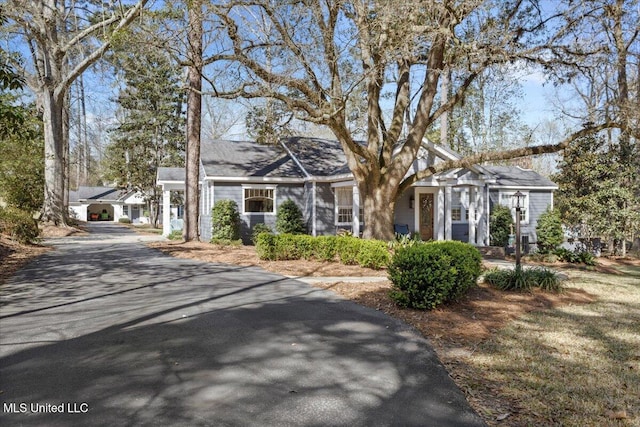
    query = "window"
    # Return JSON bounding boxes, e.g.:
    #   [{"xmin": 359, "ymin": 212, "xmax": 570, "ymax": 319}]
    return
[
  {"xmin": 335, "ymin": 186, "xmax": 363, "ymax": 225},
  {"xmin": 450, "ymin": 189, "xmax": 468, "ymax": 223},
  {"xmin": 123, "ymin": 205, "xmax": 129, "ymax": 217},
  {"xmin": 499, "ymin": 191, "xmax": 529, "ymax": 224},
  {"xmin": 244, "ymin": 187, "xmax": 275, "ymax": 213}
]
